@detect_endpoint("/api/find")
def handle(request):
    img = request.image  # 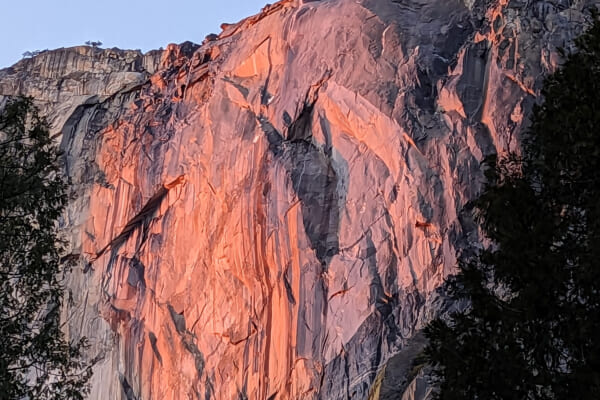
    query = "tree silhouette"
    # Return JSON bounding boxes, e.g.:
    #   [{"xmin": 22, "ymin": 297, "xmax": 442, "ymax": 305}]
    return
[
  {"xmin": 84, "ymin": 41, "xmax": 102, "ymax": 48},
  {"xmin": 0, "ymin": 97, "xmax": 91, "ymax": 399},
  {"xmin": 424, "ymin": 17, "xmax": 600, "ymax": 400}
]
